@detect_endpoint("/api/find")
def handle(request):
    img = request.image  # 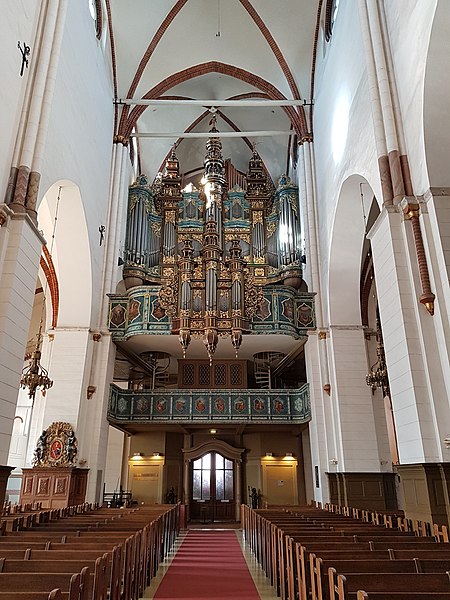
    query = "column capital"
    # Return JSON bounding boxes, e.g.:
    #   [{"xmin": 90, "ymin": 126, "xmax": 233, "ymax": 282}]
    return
[
  {"xmin": 400, "ymin": 196, "xmax": 420, "ymax": 219},
  {"xmin": 113, "ymin": 135, "xmax": 129, "ymax": 146}
]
